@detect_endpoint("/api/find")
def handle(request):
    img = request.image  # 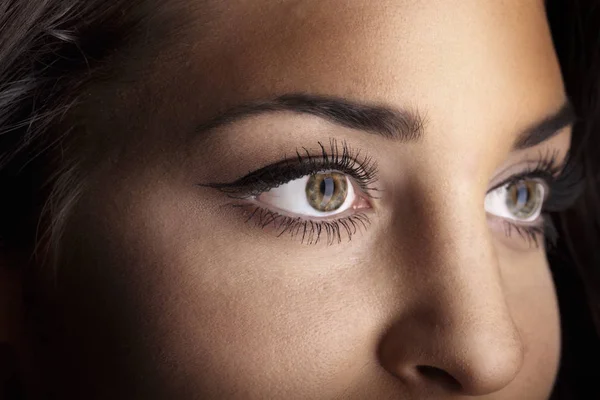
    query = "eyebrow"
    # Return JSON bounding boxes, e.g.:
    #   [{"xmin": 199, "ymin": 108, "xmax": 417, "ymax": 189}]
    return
[
  {"xmin": 196, "ymin": 93, "xmax": 425, "ymax": 141},
  {"xmin": 195, "ymin": 93, "xmax": 575, "ymax": 150},
  {"xmin": 512, "ymin": 101, "xmax": 576, "ymax": 150}
]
